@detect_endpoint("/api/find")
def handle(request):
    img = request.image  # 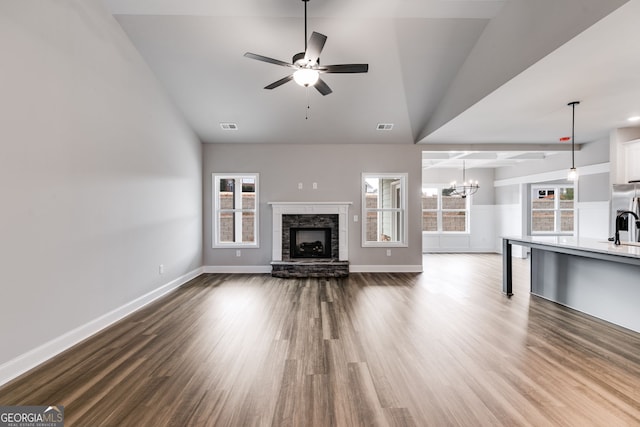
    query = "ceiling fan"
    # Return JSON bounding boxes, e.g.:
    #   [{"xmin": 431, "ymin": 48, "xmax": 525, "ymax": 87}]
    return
[{"xmin": 244, "ymin": 0, "xmax": 368, "ymax": 96}]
